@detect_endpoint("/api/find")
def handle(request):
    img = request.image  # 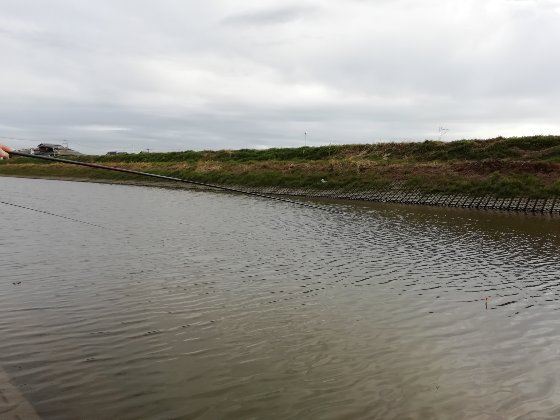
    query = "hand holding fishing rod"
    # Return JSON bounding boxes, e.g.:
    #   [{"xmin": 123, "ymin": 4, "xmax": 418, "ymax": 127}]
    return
[{"xmin": 0, "ymin": 144, "xmax": 12, "ymax": 159}]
